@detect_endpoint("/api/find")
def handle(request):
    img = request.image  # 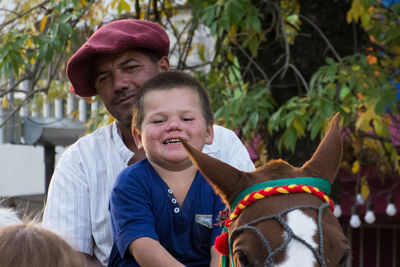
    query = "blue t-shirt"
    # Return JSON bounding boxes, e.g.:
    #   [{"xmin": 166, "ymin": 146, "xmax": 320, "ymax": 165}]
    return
[{"xmin": 108, "ymin": 159, "xmax": 225, "ymax": 267}]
